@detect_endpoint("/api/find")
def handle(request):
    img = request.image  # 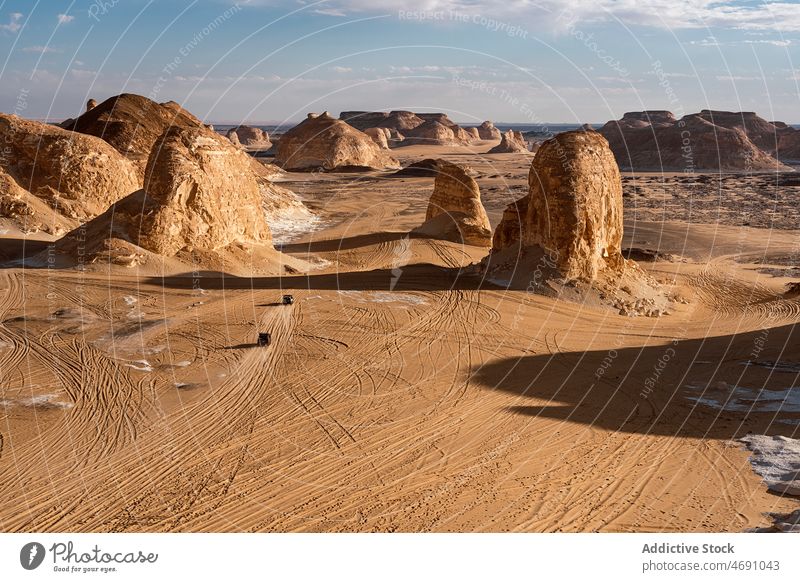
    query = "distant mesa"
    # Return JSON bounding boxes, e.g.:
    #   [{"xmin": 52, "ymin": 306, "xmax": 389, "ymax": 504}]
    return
[
  {"xmin": 0, "ymin": 113, "xmax": 139, "ymax": 235},
  {"xmin": 488, "ymin": 129, "xmax": 530, "ymax": 154},
  {"xmin": 276, "ymin": 111, "xmax": 400, "ymax": 171},
  {"xmin": 340, "ymin": 110, "xmax": 423, "ymax": 133},
  {"xmin": 61, "ymin": 93, "xmax": 205, "ymax": 178},
  {"xmin": 598, "ymin": 109, "xmax": 799, "ymax": 171},
  {"xmin": 339, "ymin": 110, "xmax": 484, "ymax": 146},
  {"xmin": 226, "ymin": 125, "xmax": 272, "ymax": 149},
  {"xmin": 414, "ymin": 160, "xmax": 492, "ymax": 247}
]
